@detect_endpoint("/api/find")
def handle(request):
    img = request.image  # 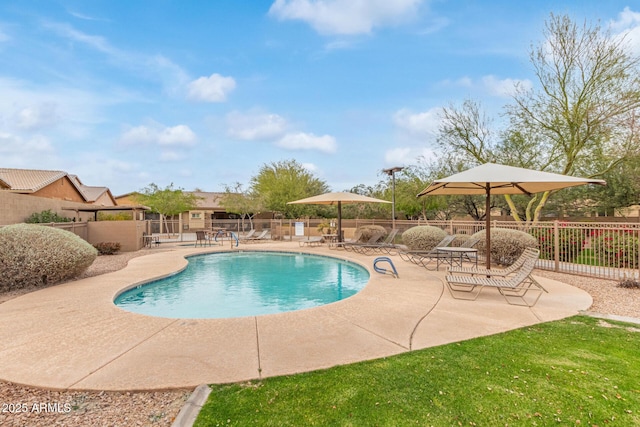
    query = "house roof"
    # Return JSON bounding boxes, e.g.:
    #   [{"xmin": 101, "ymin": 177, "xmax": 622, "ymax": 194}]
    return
[
  {"xmin": 0, "ymin": 168, "xmax": 71, "ymax": 193},
  {"xmin": 69, "ymin": 174, "xmax": 116, "ymax": 205},
  {"xmin": 188, "ymin": 191, "xmax": 226, "ymax": 209}
]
